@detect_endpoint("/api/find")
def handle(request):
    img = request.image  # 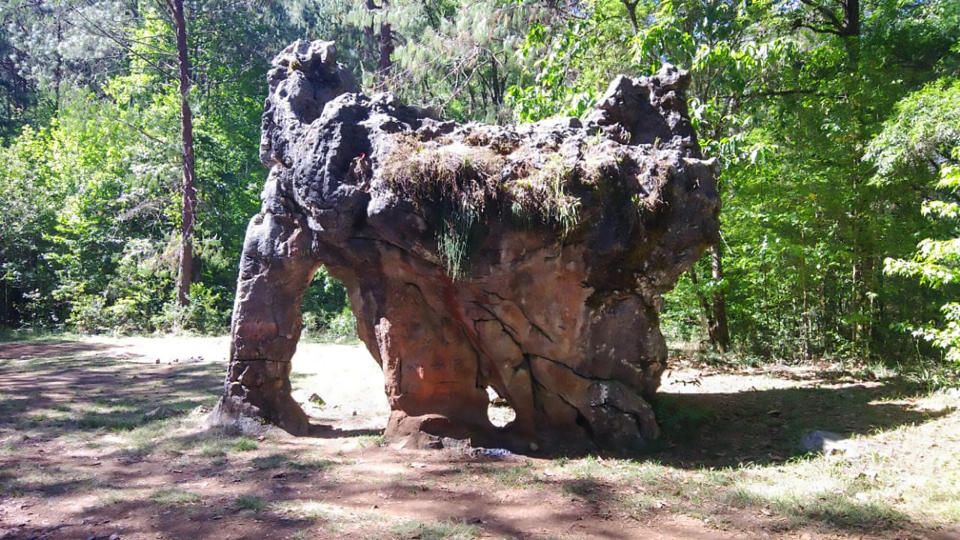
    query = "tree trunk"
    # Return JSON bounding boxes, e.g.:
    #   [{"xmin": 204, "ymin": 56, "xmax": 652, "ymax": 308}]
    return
[
  {"xmin": 364, "ymin": 23, "xmax": 376, "ymax": 63},
  {"xmin": 843, "ymin": 0, "xmax": 859, "ymax": 36},
  {"xmin": 169, "ymin": 0, "xmax": 196, "ymax": 307},
  {"xmin": 620, "ymin": 0, "xmax": 640, "ymax": 33},
  {"xmin": 378, "ymin": 22, "xmax": 394, "ymax": 72},
  {"xmin": 54, "ymin": 18, "xmax": 62, "ymax": 111},
  {"xmin": 688, "ymin": 266, "xmax": 715, "ymax": 344},
  {"xmin": 689, "ymin": 245, "xmax": 730, "ymax": 352},
  {"xmin": 490, "ymin": 55, "xmax": 501, "ymax": 105},
  {"xmin": 710, "ymin": 244, "xmax": 730, "ymax": 352}
]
